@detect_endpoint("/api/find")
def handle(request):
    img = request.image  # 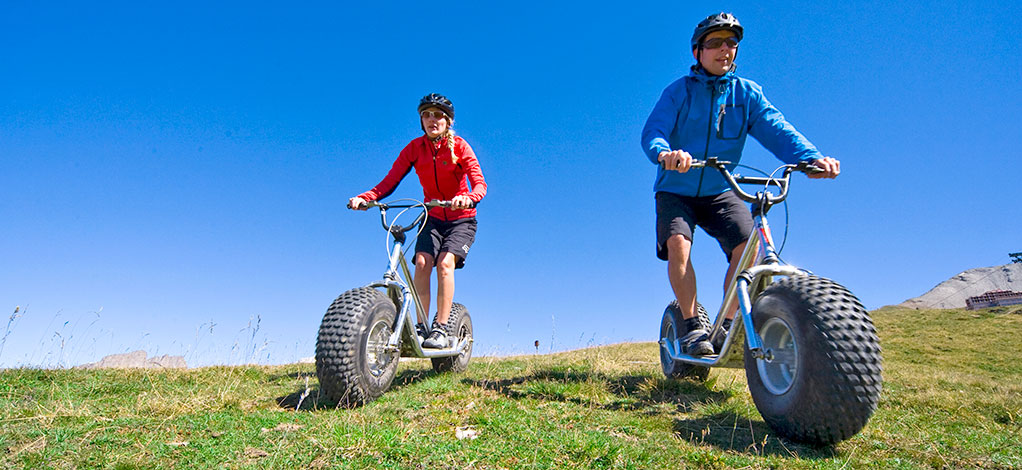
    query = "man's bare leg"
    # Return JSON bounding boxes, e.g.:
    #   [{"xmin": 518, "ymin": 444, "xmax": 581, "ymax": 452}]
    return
[{"xmin": 666, "ymin": 234, "xmax": 712, "ymax": 355}]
